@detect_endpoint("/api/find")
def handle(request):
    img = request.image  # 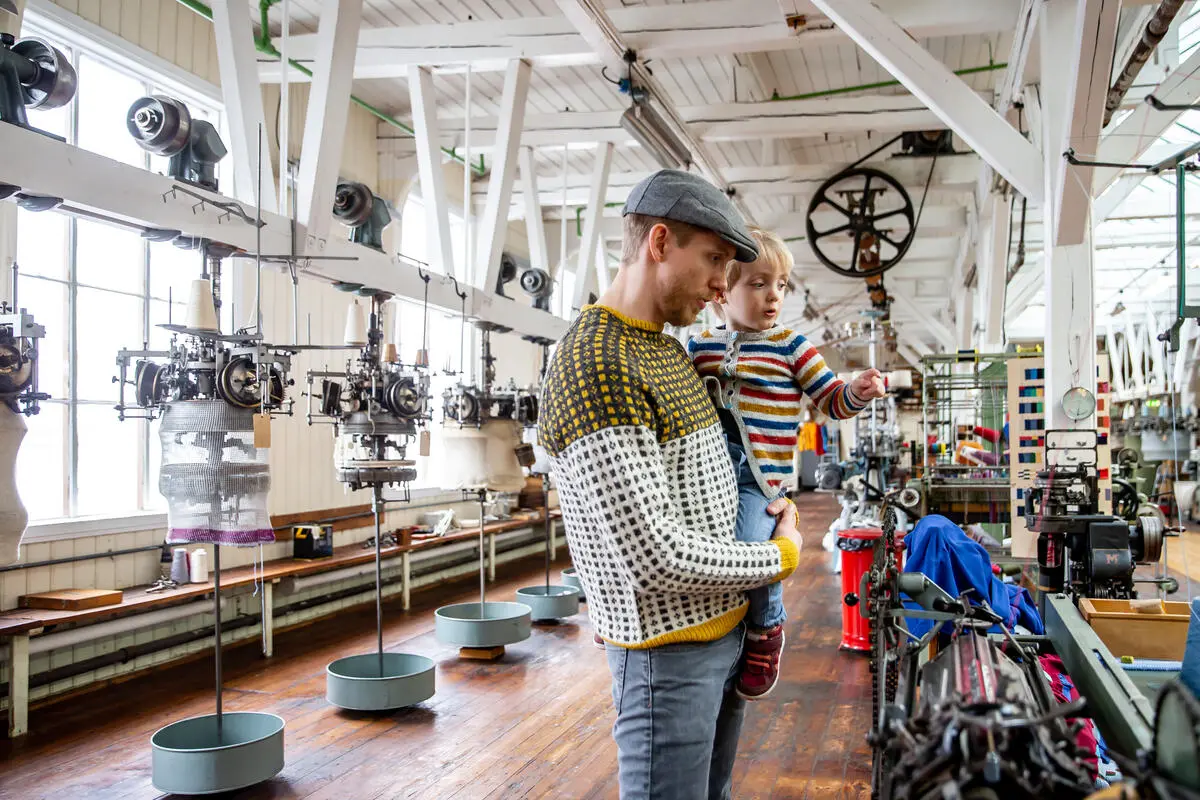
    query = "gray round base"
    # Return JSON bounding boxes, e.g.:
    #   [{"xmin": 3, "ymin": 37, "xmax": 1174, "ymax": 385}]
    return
[
  {"xmin": 326, "ymin": 653, "xmax": 436, "ymax": 711},
  {"xmin": 435, "ymin": 601, "xmax": 532, "ymax": 647},
  {"xmin": 561, "ymin": 567, "xmax": 584, "ymax": 601},
  {"xmin": 515, "ymin": 585, "xmax": 581, "ymax": 621},
  {"xmin": 150, "ymin": 712, "xmax": 285, "ymax": 795}
]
